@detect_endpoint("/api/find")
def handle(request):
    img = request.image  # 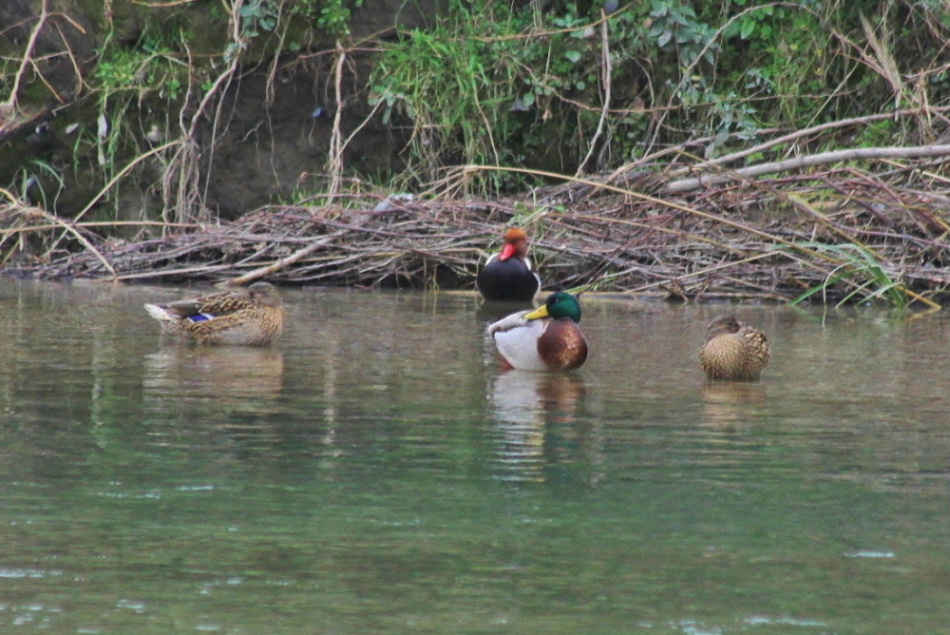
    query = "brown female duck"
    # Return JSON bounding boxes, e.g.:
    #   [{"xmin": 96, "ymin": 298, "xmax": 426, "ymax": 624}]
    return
[
  {"xmin": 699, "ymin": 314, "xmax": 770, "ymax": 381},
  {"xmin": 144, "ymin": 281, "xmax": 285, "ymax": 346}
]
